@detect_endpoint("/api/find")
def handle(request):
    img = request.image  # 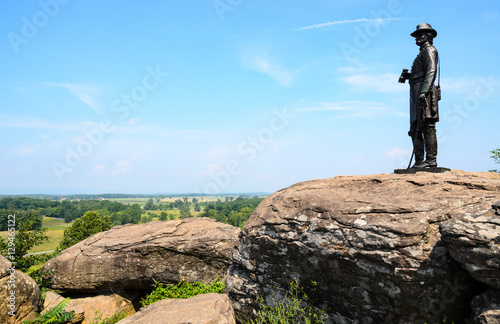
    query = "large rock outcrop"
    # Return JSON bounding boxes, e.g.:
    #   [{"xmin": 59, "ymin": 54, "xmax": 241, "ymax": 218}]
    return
[
  {"xmin": 226, "ymin": 170, "xmax": 500, "ymax": 323},
  {"xmin": 116, "ymin": 293, "xmax": 236, "ymax": 324},
  {"xmin": 440, "ymin": 205, "xmax": 500, "ymax": 289},
  {"xmin": 44, "ymin": 218, "xmax": 239, "ymax": 292},
  {"xmin": 0, "ymin": 255, "xmax": 40, "ymax": 324}
]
